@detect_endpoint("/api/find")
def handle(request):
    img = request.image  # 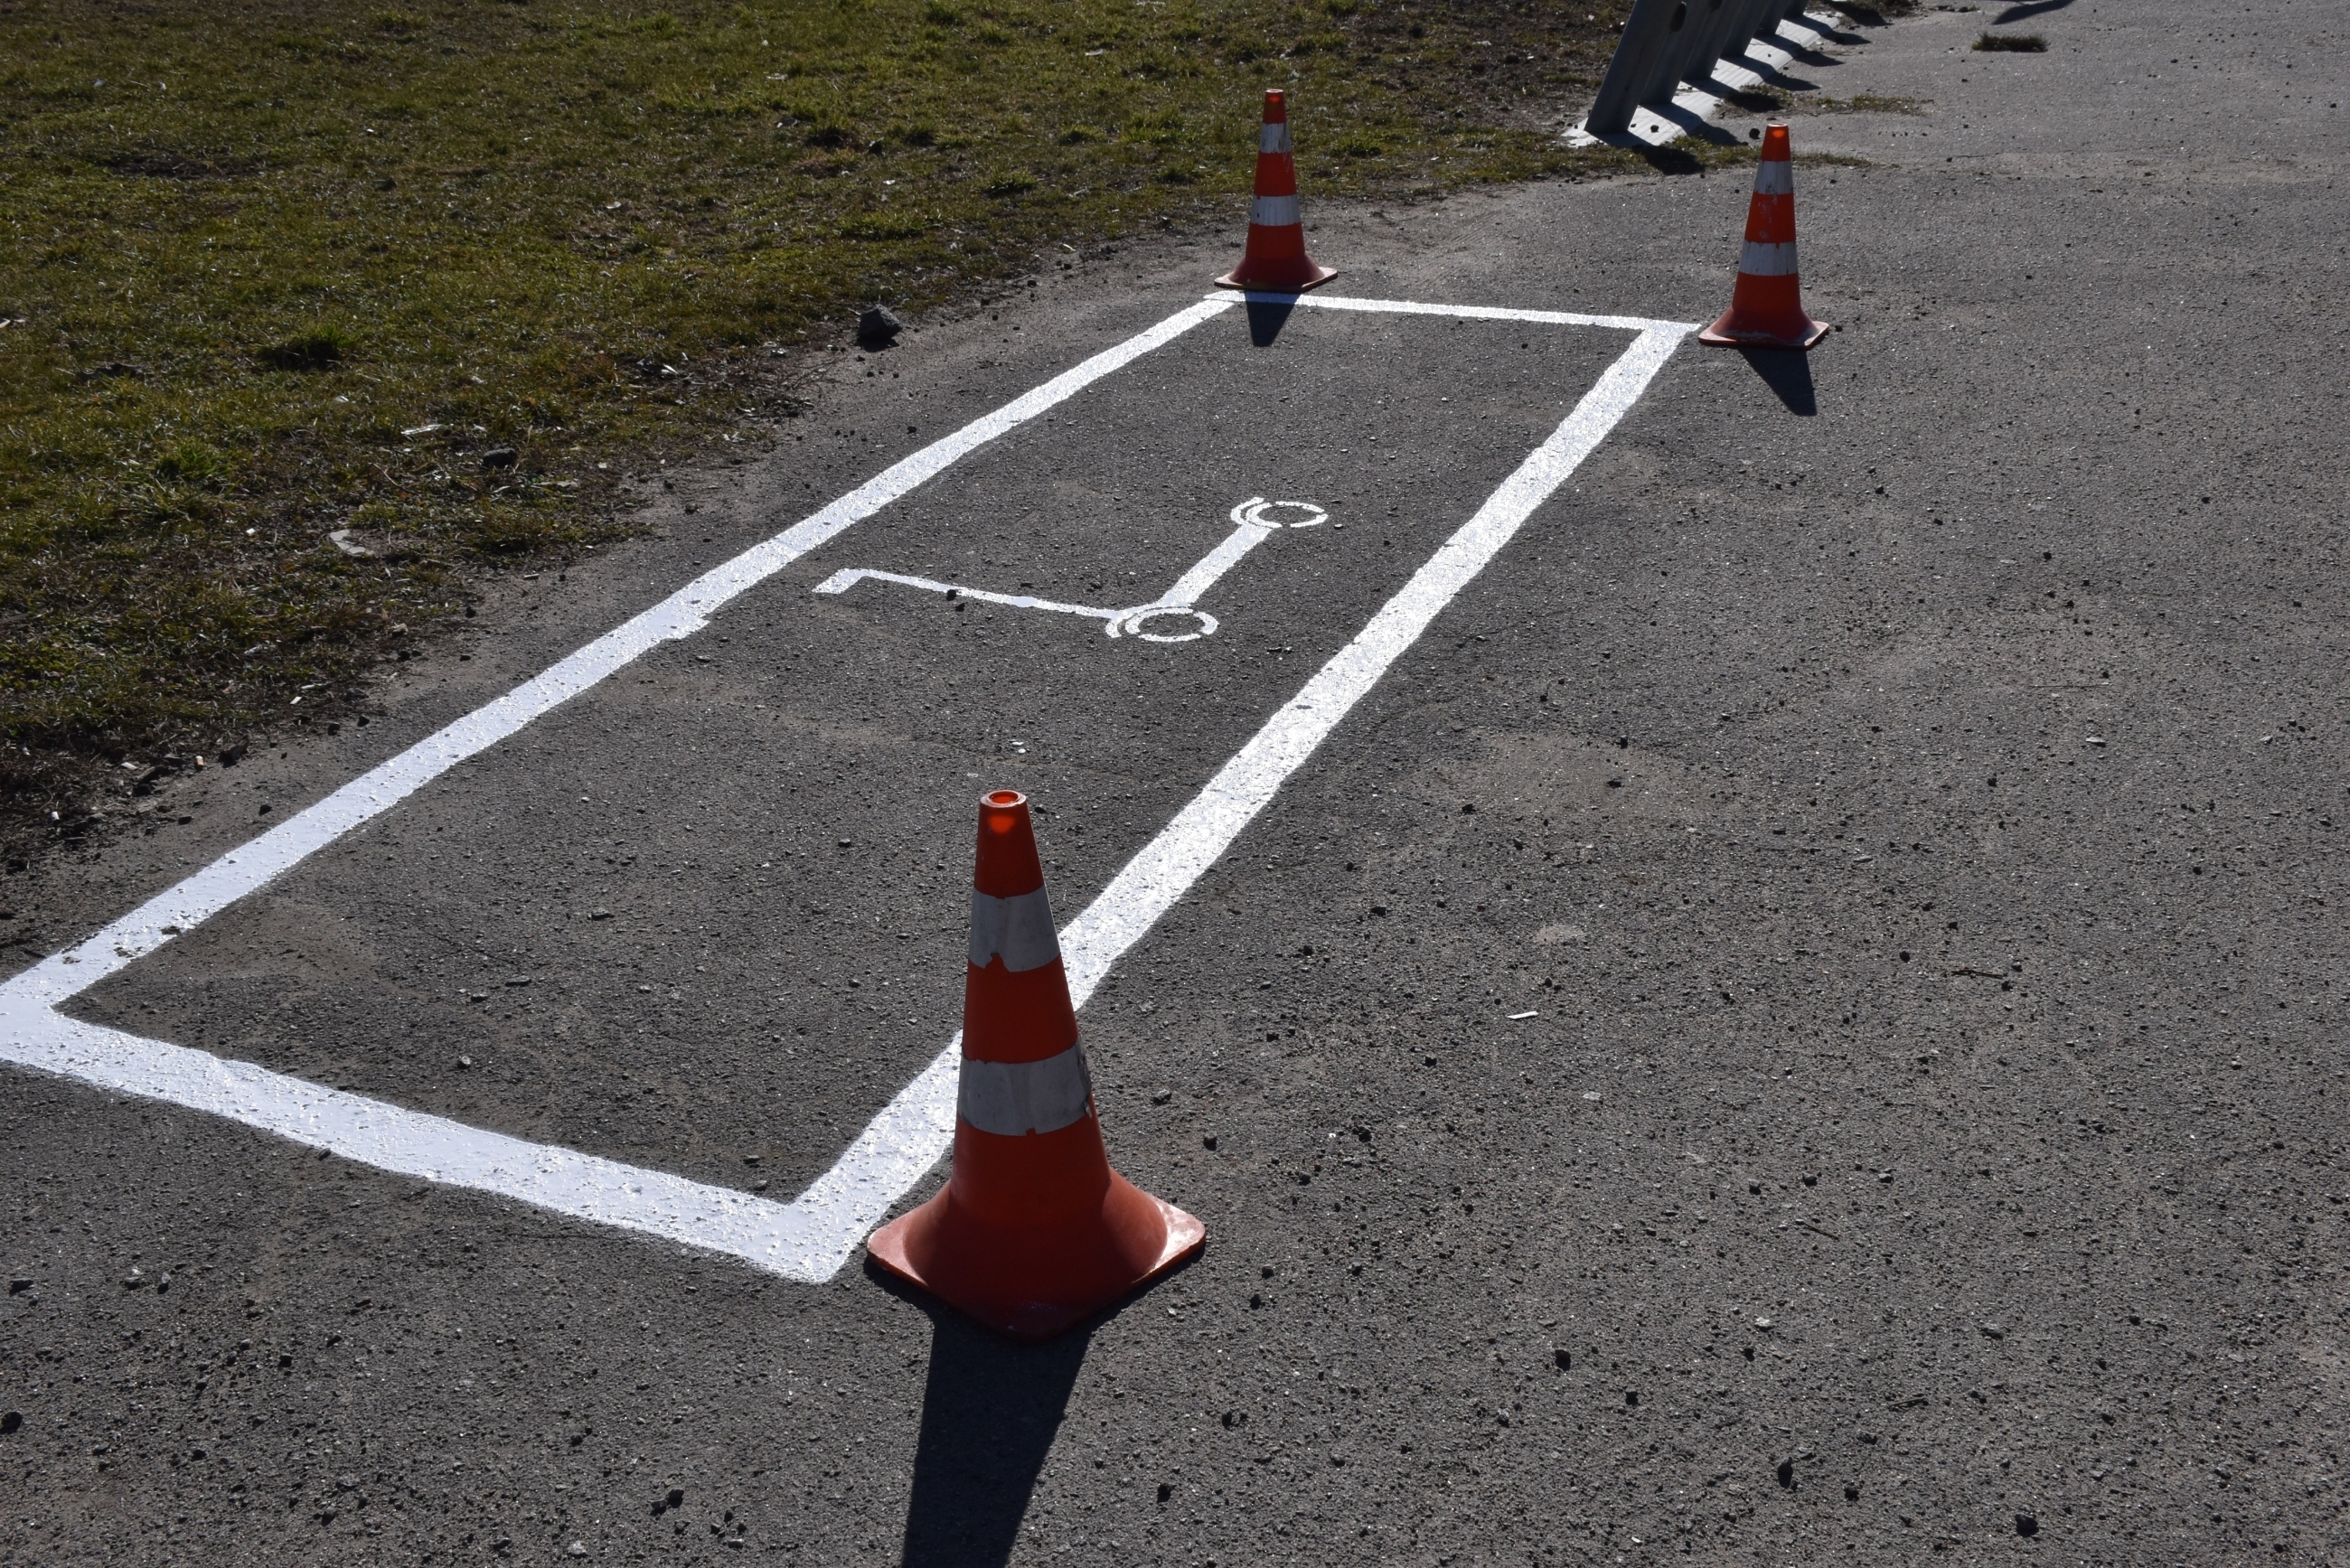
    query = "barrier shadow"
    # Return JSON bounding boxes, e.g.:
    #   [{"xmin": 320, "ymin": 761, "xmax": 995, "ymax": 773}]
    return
[
  {"xmin": 884, "ymin": 1266, "xmax": 1095, "ymax": 1568},
  {"xmin": 1244, "ymin": 293, "xmax": 1299, "ymax": 347},
  {"xmin": 1737, "ymin": 348, "xmax": 1817, "ymax": 416},
  {"xmin": 1993, "ymin": 0, "xmax": 2072, "ymax": 21},
  {"xmin": 1637, "ymin": 143, "xmax": 1707, "ymax": 174},
  {"xmin": 1781, "ymin": 11, "xmax": 1866, "ymax": 44},
  {"xmin": 1640, "ymin": 98, "xmax": 1744, "ymax": 146},
  {"xmin": 1713, "ymin": 50, "xmax": 1824, "ymax": 91}
]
